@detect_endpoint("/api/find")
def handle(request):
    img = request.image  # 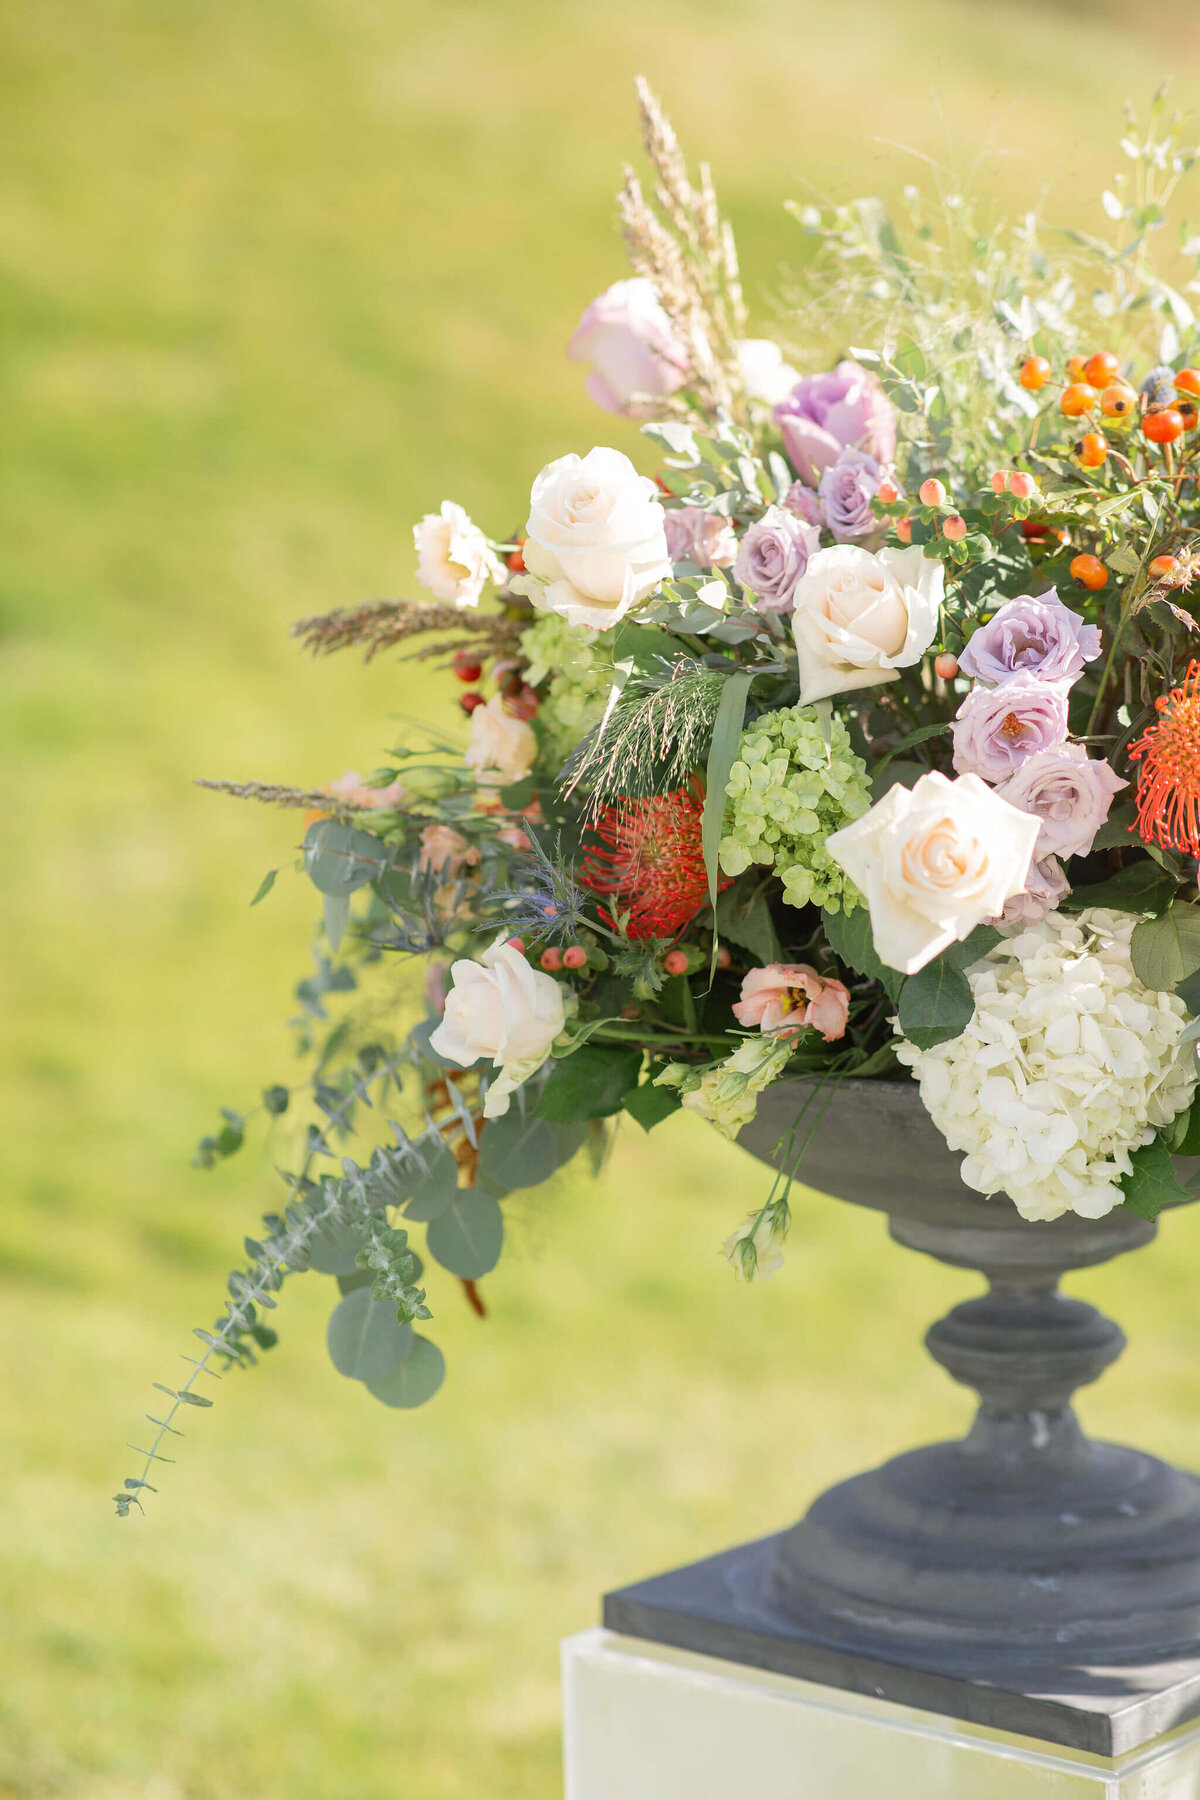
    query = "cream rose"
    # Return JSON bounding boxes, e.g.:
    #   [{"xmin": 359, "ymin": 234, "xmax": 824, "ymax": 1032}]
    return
[
  {"xmin": 429, "ymin": 938, "xmax": 566, "ymax": 1118},
  {"xmin": 413, "ymin": 502, "xmax": 504, "ymax": 609},
  {"xmin": 516, "ymin": 447, "xmax": 671, "ymax": 630},
  {"xmin": 463, "ymin": 694, "xmax": 537, "ymax": 788},
  {"xmin": 791, "ymin": 544, "xmax": 943, "ymax": 706},
  {"xmin": 825, "ymin": 771, "xmax": 1040, "ymax": 975}
]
